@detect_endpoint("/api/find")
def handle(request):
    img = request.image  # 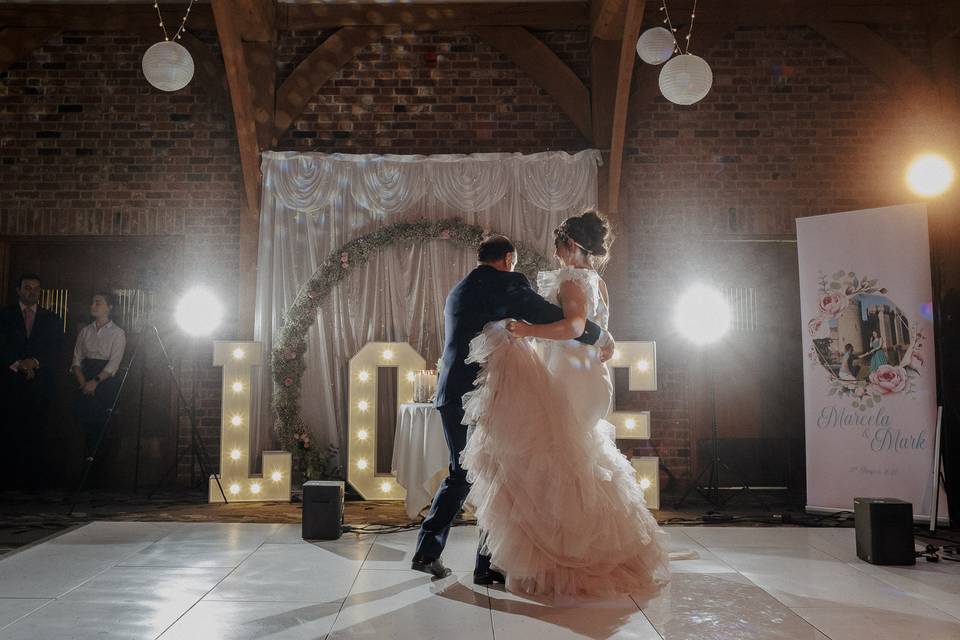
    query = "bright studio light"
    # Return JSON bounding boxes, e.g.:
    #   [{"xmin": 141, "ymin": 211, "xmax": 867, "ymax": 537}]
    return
[
  {"xmin": 382, "ymin": 349, "xmax": 394, "ymax": 361},
  {"xmin": 625, "ymin": 418, "xmax": 637, "ymax": 430},
  {"xmin": 229, "ymin": 483, "xmax": 241, "ymax": 495},
  {"xmin": 639, "ymin": 477, "xmax": 652, "ymax": 491},
  {"xmin": 637, "ymin": 359, "xmax": 650, "ymax": 372},
  {"xmin": 250, "ymin": 482, "xmax": 262, "ymax": 495},
  {"xmin": 230, "ymin": 415, "xmax": 243, "ymax": 427},
  {"xmin": 357, "ymin": 429, "xmax": 369, "ymax": 441},
  {"xmin": 175, "ymin": 287, "xmax": 223, "ymax": 336},
  {"xmin": 357, "ymin": 400, "xmax": 370, "ymax": 412},
  {"xmin": 405, "ymin": 371, "xmax": 416, "ymax": 382},
  {"xmin": 906, "ymin": 153, "xmax": 955, "ymax": 197},
  {"xmin": 356, "ymin": 458, "xmax": 369, "ymax": 470},
  {"xmin": 232, "ymin": 347, "xmax": 246, "ymax": 360},
  {"xmin": 231, "ymin": 381, "xmax": 244, "ymax": 393},
  {"xmin": 358, "ymin": 370, "xmax": 370, "ymax": 382},
  {"xmin": 271, "ymin": 470, "xmax": 283, "ymax": 482},
  {"xmin": 674, "ymin": 284, "xmax": 731, "ymax": 345},
  {"xmin": 380, "ymin": 481, "xmax": 392, "ymax": 493},
  {"xmin": 230, "ymin": 449, "xmax": 242, "ymax": 461}
]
